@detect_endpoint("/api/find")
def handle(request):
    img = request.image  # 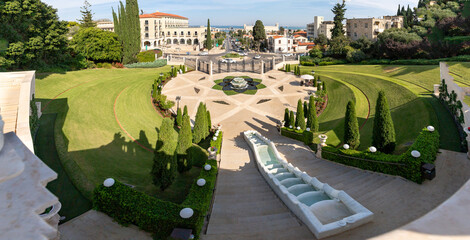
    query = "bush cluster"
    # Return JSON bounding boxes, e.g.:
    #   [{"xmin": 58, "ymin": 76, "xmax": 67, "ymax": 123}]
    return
[
  {"xmin": 137, "ymin": 50, "xmax": 156, "ymax": 62},
  {"xmin": 93, "ymin": 159, "xmax": 218, "ymax": 239},
  {"xmin": 125, "ymin": 59, "xmax": 167, "ymax": 68},
  {"xmin": 281, "ymin": 128, "xmax": 314, "ymax": 145},
  {"xmin": 322, "ymin": 128, "xmax": 439, "ymax": 183}
]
